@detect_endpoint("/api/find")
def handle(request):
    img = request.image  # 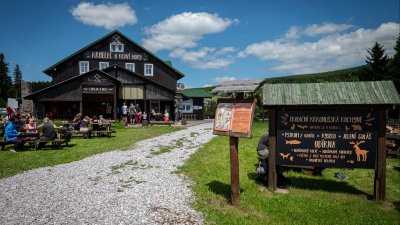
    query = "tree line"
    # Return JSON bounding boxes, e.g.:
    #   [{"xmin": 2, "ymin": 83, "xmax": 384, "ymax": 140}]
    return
[{"xmin": 0, "ymin": 53, "xmax": 51, "ymax": 107}]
